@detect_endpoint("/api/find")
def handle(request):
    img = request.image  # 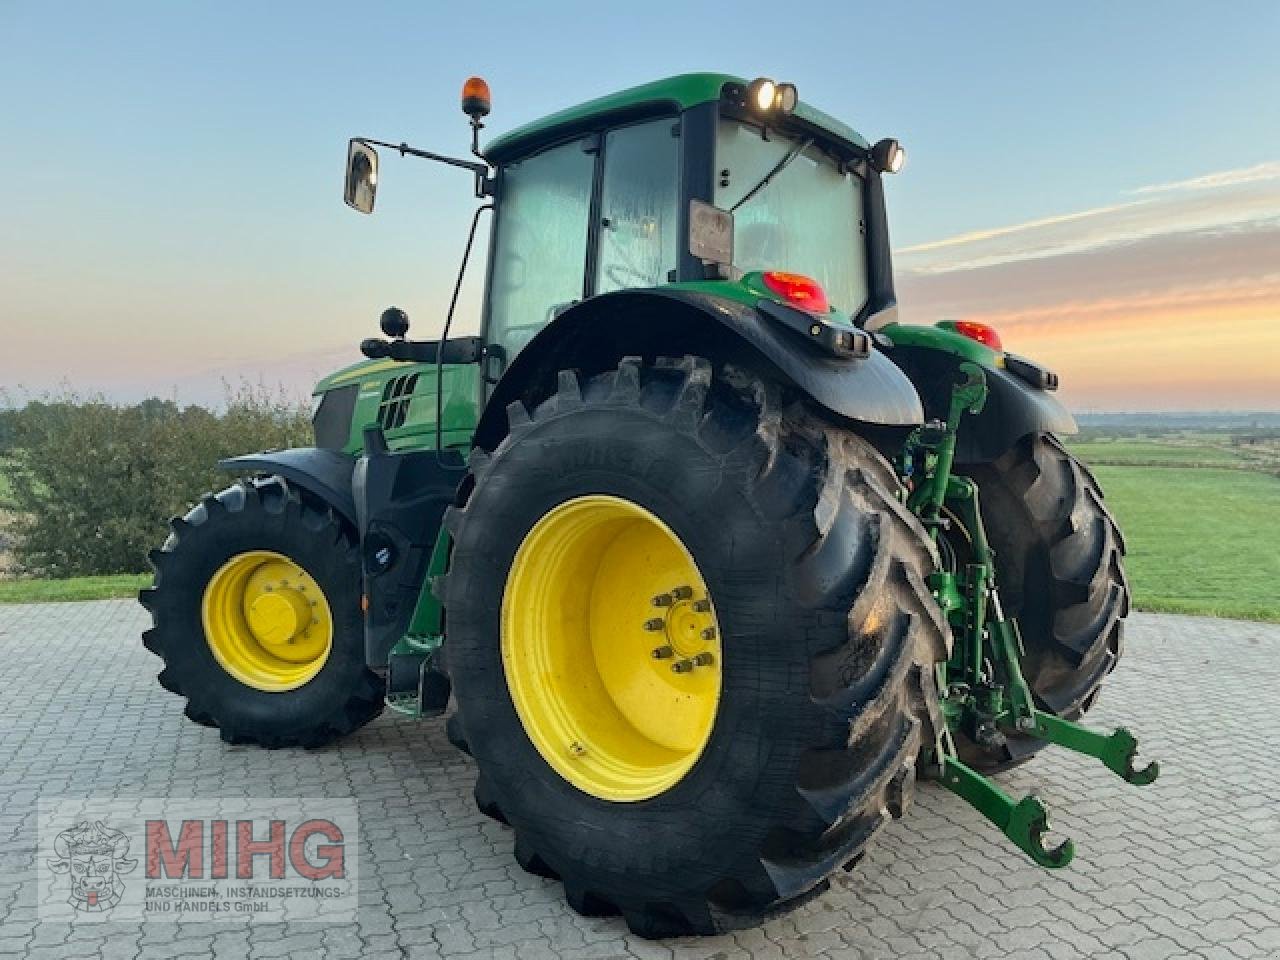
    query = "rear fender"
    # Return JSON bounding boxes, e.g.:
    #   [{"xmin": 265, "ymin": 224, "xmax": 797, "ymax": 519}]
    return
[
  {"xmin": 885, "ymin": 343, "xmax": 1077, "ymax": 463},
  {"xmin": 473, "ymin": 288, "xmax": 923, "ymax": 451}
]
